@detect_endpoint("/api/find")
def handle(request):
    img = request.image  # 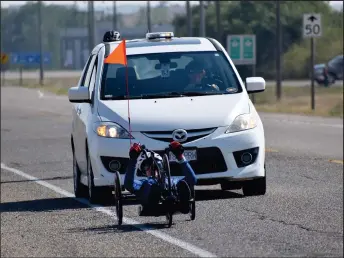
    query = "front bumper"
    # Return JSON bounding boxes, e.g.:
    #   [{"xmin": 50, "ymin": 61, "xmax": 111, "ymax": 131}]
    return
[{"xmin": 87, "ymin": 125, "xmax": 265, "ymax": 187}]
